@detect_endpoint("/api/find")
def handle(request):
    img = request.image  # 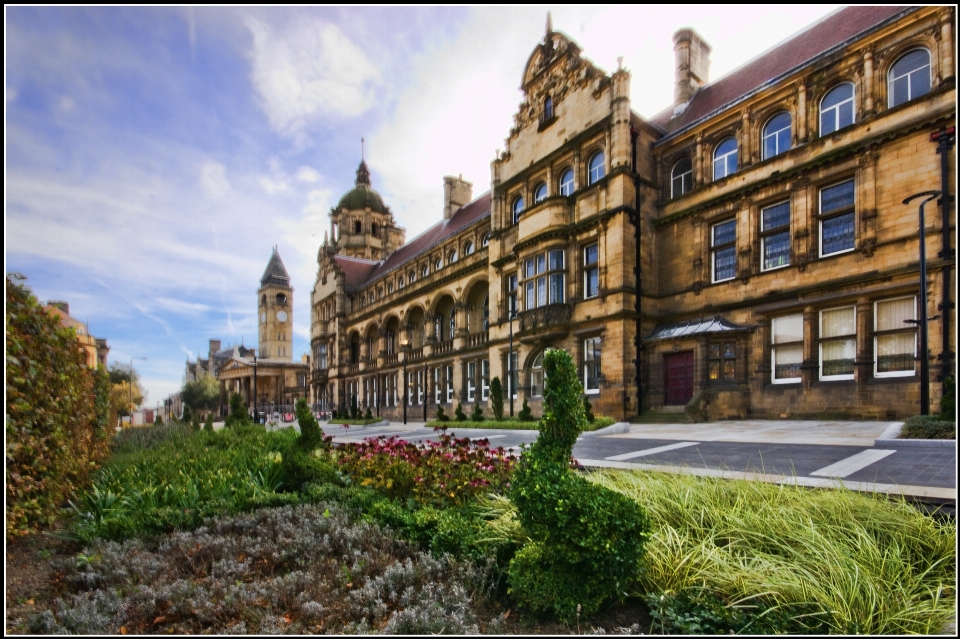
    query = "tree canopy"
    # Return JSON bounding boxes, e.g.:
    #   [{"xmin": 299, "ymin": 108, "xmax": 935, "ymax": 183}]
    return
[{"xmin": 181, "ymin": 374, "xmax": 220, "ymax": 413}]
